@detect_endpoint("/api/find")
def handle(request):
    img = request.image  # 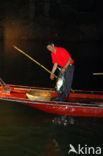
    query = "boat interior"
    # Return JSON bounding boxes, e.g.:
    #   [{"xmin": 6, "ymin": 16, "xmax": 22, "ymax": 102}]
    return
[{"xmin": 0, "ymin": 78, "xmax": 103, "ymax": 106}]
